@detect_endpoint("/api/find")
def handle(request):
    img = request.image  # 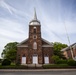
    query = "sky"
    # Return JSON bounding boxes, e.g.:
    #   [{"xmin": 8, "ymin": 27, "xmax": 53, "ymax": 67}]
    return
[{"xmin": 0, "ymin": 0, "xmax": 76, "ymax": 58}]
